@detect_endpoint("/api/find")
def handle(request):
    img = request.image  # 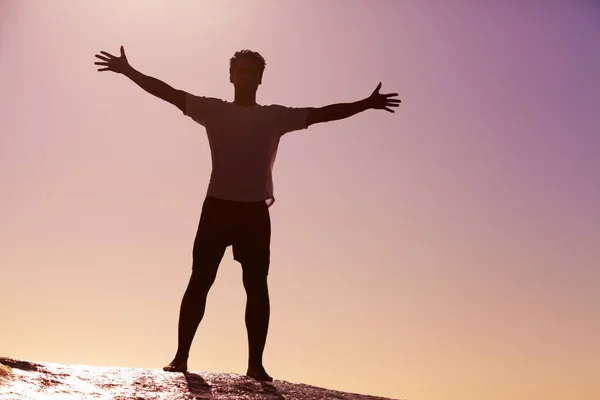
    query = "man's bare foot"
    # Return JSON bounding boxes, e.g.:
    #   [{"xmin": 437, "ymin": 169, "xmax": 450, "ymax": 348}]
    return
[
  {"xmin": 246, "ymin": 365, "xmax": 273, "ymax": 382},
  {"xmin": 163, "ymin": 358, "xmax": 188, "ymax": 373}
]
